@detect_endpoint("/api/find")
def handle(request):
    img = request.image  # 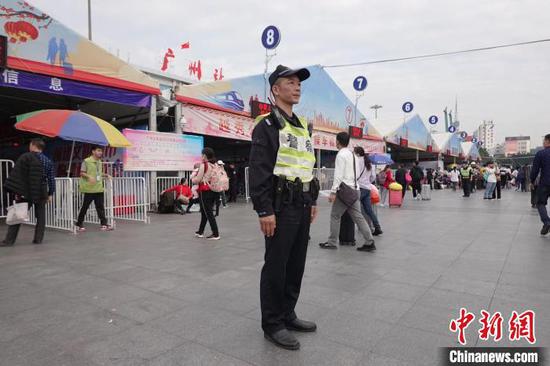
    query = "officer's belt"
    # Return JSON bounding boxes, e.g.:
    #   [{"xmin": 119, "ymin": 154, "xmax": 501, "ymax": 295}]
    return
[{"xmin": 283, "ymin": 180, "xmax": 311, "ymax": 192}]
